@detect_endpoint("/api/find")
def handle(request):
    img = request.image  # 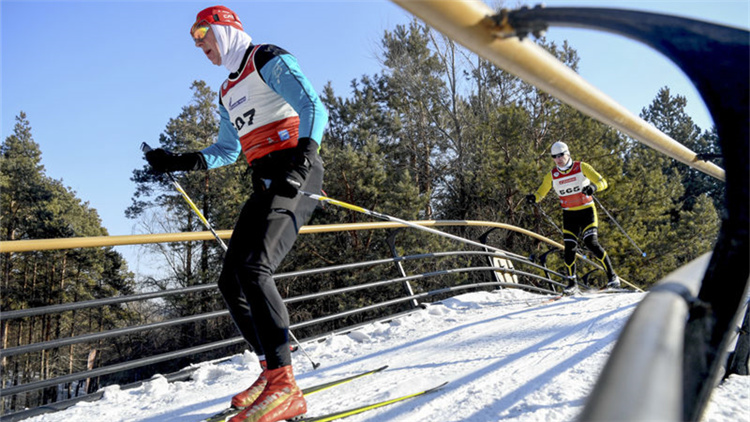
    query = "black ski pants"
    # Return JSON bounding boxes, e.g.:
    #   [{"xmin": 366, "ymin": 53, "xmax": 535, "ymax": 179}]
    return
[
  {"xmin": 217, "ymin": 148, "xmax": 323, "ymax": 370},
  {"xmin": 562, "ymin": 206, "xmax": 615, "ymax": 279}
]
